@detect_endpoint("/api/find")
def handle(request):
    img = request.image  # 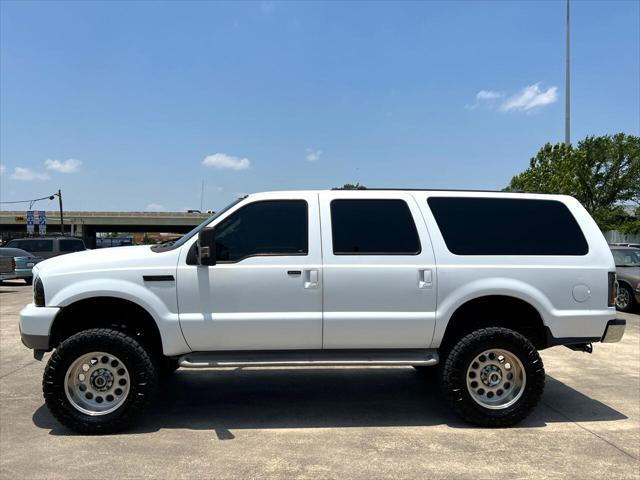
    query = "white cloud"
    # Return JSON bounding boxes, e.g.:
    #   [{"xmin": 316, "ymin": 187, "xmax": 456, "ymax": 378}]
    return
[
  {"xmin": 202, "ymin": 153, "xmax": 250, "ymax": 171},
  {"xmin": 476, "ymin": 90, "xmax": 502, "ymax": 100},
  {"xmin": 45, "ymin": 158, "xmax": 82, "ymax": 173},
  {"xmin": 10, "ymin": 167, "xmax": 50, "ymax": 181},
  {"xmin": 305, "ymin": 148, "xmax": 322, "ymax": 162},
  {"xmin": 0, "ymin": 164, "xmax": 5, "ymax": 176},
  {"xmin": 500, "ymin": 83, "xmax": 558, "ymax": 112},
  {"xmin": 468, "ymin": 83, "xmax": 558, "ymax": 113},
  {"xmin": 146, "ymin": 203, "xmax": 165, "ymax": 211}
]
